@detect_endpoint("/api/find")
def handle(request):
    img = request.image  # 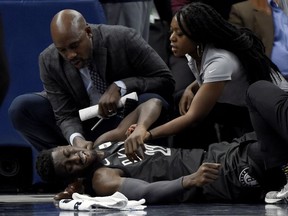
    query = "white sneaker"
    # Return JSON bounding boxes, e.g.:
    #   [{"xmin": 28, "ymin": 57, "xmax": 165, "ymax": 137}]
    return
[
  {"xmin": 265, "ymin": 184, "xmax": 288, "ymax": 204},
  {"xmin": 265, "ymin": 191, "xmax": 284, "ymax": 204}
]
